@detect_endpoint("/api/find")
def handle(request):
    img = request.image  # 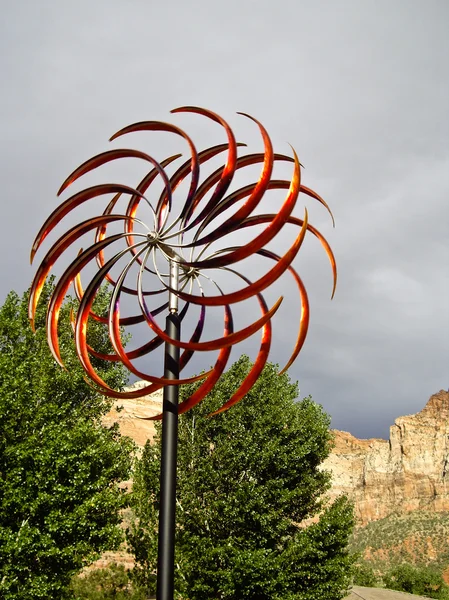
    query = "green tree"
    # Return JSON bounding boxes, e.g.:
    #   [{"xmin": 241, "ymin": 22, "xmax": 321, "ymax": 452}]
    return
[
  {"xmin": 383, "ymin": 564, "xmax": 449, "ymax": 599},
  {"xmin": 129, "ymin": 356, "xmax": 355, "ymax": 599},
  {"xmin": 352, "ymin": 562, "xmax": 380, "ymax": 587},
  {"xmin": 0, "ymin": 282, "xmax": 133, "ymax": 599}
]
